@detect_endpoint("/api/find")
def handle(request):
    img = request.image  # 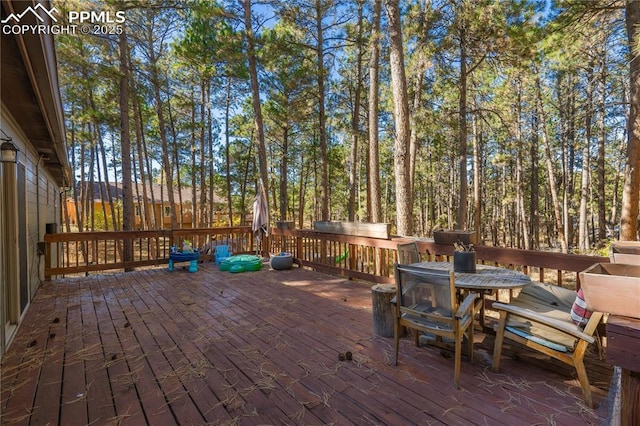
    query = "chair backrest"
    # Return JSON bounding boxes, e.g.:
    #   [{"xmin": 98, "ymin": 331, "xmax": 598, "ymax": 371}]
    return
[
  {"xmin": 215, "ymin": 245, "xmax": 230, "ymax": 257},
  {"xmin": 395, "ymin": 263, "xmax": 456, "ymax": 318},
  {"xmin": 397, "ymin": 242, "xmax": 420, "ymax": 264}
]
